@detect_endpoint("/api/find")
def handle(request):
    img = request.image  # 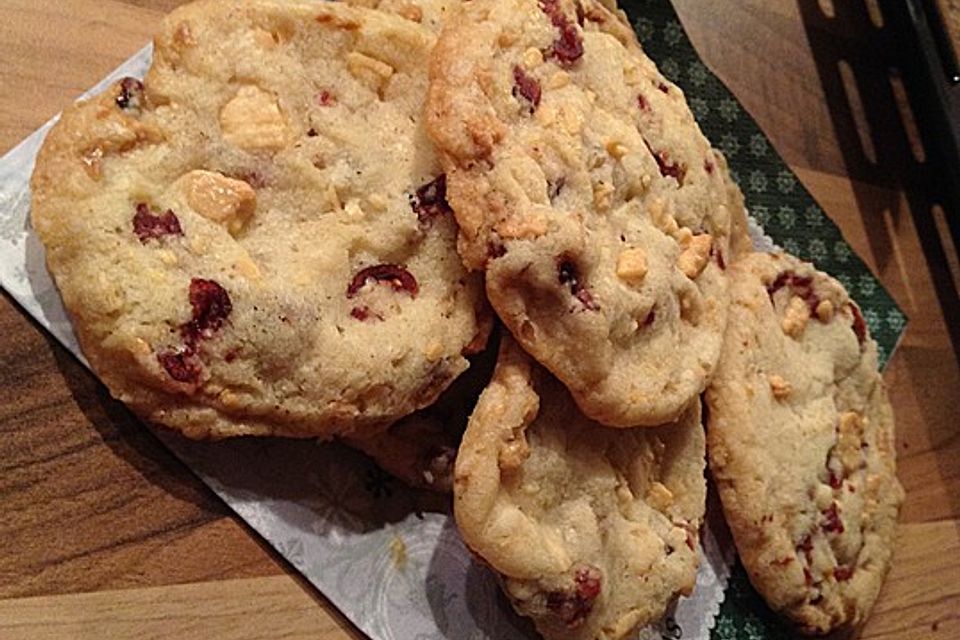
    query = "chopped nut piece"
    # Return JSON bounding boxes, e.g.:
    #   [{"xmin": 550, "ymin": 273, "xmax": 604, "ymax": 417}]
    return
[
  {"xmin": 815, "ymin": 299, "xmax": 834, "ymax": 322},
  {"xmin": 646, "ymin": 481, "xmax": 674, "ymax": 512},
  {"xmin": 220, "ymin": 85, "xmax": 289, "ymax": 151},
  {"xmin": 424, "ymin": 340, "xmax": 445, "ymax": 362},
  {"xmin": 616, "ymin": 248, "xmax": 648, "ymax": 284},
  {"xmin": 179, "ymin": 170, "xmax": 256, "ymax": 235},
  {"xmin": 781, "ymin": 296, "xmax": 811, "ymax": 338},
  {"xmin": 769, "ymin": 374, "xmax": 792, "ymax": 399},
  {"xmin": 677, "ymin": 233, "xmax": 712, "ymax": 279}
]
